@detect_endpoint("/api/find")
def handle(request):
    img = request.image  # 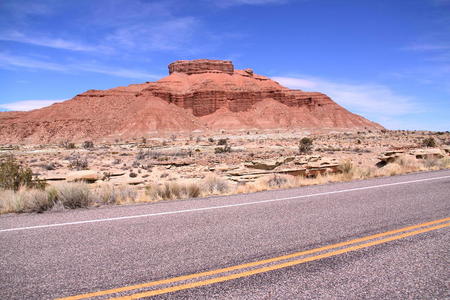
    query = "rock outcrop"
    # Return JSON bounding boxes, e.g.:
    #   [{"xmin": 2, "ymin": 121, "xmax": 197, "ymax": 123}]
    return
[
  {"xmin": 168, "ymin": 59, "xmax": 234, "ymax": 75},
  {"xmin": 0, "ymin": 59, "xmax": 384, "ymax": 144},
  {"xmin": 410, "ymin": 148, "xmax": 445, "ymax": 160}
]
